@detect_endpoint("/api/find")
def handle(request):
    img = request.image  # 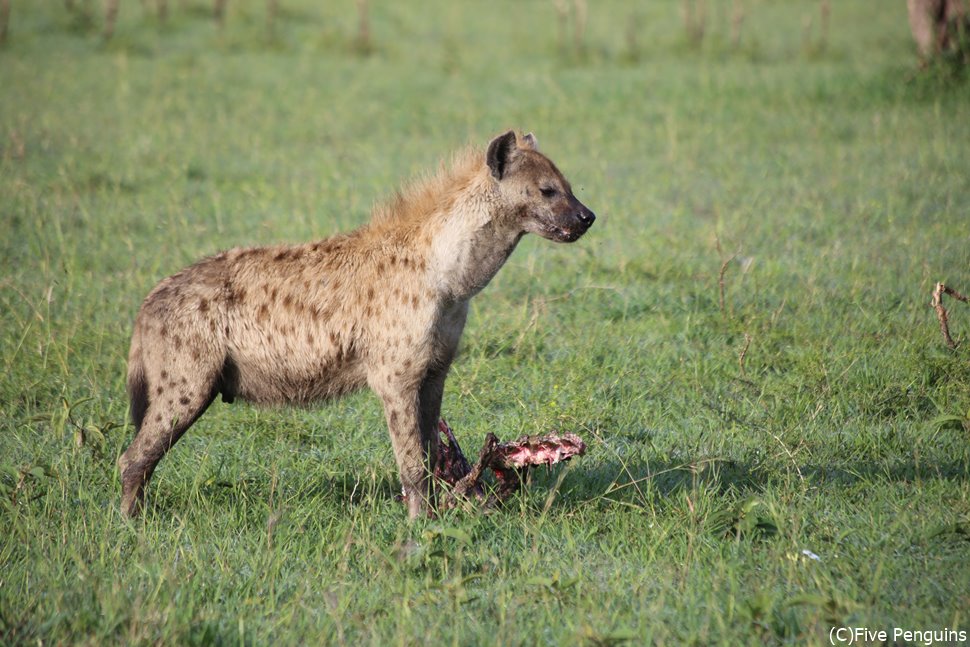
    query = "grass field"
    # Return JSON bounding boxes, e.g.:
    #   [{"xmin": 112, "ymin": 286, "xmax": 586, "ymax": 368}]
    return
[{"xmin": 2, "ymin": 1, "xmax": 970, "ymax": 644}]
